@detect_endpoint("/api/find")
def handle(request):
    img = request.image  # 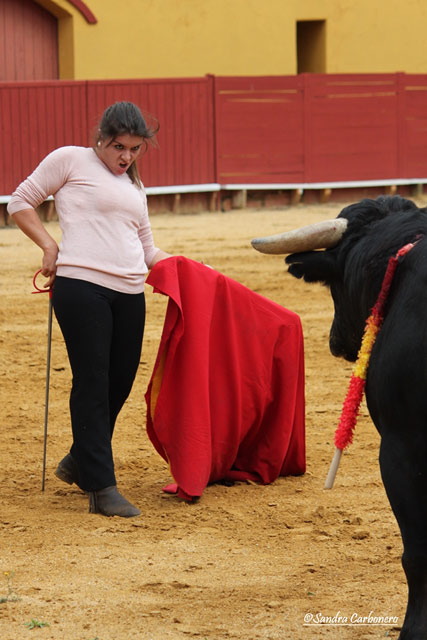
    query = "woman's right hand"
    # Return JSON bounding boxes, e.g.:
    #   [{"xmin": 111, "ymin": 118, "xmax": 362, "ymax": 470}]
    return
[
  {"xmin": 42, "ymin": 243, "xmax": 59, "ymax": 288},
  {"xmin": 12, "ymin": 209, "xmax": 59, "ymax": 289}
]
